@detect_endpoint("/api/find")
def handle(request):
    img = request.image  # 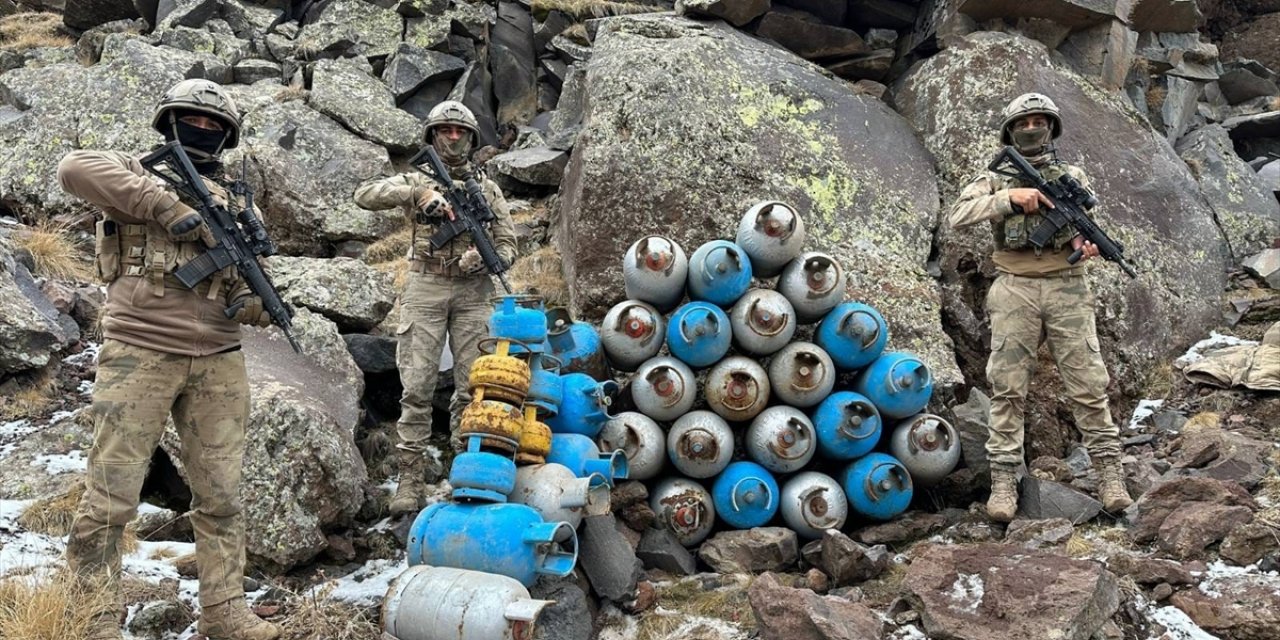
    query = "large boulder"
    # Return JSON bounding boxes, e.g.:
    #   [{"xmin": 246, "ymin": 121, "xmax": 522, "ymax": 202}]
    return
[
  {"xmin": 895, "ymin": 31, "xmax": 1228, "ymax": 400},
  {"xmin": 64, "ymin": 0, "xmax": 142, "ymax": 31},
  {"xmin": 295, "ymin": 0, "xmax": 402, "ymax": 59},
  {"xmin": 748, "ymin": 571, "xmax": 884, "ymax": 640},
  {"xmin": 1220, "ymin": 13, "xmax": 1280, "ymax": 79},
  {"xmin": 163, "ymin": 308, "xmax": 367, "ymax": 569},
  {"xmin": 1170, "ymin": 571, "xmax": 1280, "ymax": 640},
  {"xmin": 234, "ymin": 99, "xmax": 399, "ymax": 256},
  {"xmin": 0, "ymin": 35, "xmax": 228, "ymax": 221},
  {"xmin": 1129, "ymin": 477, "xmax": 1257, "ymax": 544},
  {"xmin": 491, "ymin": 1, "xmax": 537, "ymax": 127},
  {"xmin": 310, "ymin": 57, "xmax": 424, "ymax": 153},
  {"xmin": 905, "ymin": 543, "xmax": 1120, "ymax": 640},
  {"xmin": 557, "ymin": 15, "xmax": 955, "ymax": 384},
  {"xmin": 1176, "ymin": 125, "xmax": 1280, "ymax": 264},
  {"xmin": 699, "ymin": 527, "xmax": 800, "ymax": 574},
  {"xmin": 270, "ymin": 256, "xmax": 396, "ymax": 332}
]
